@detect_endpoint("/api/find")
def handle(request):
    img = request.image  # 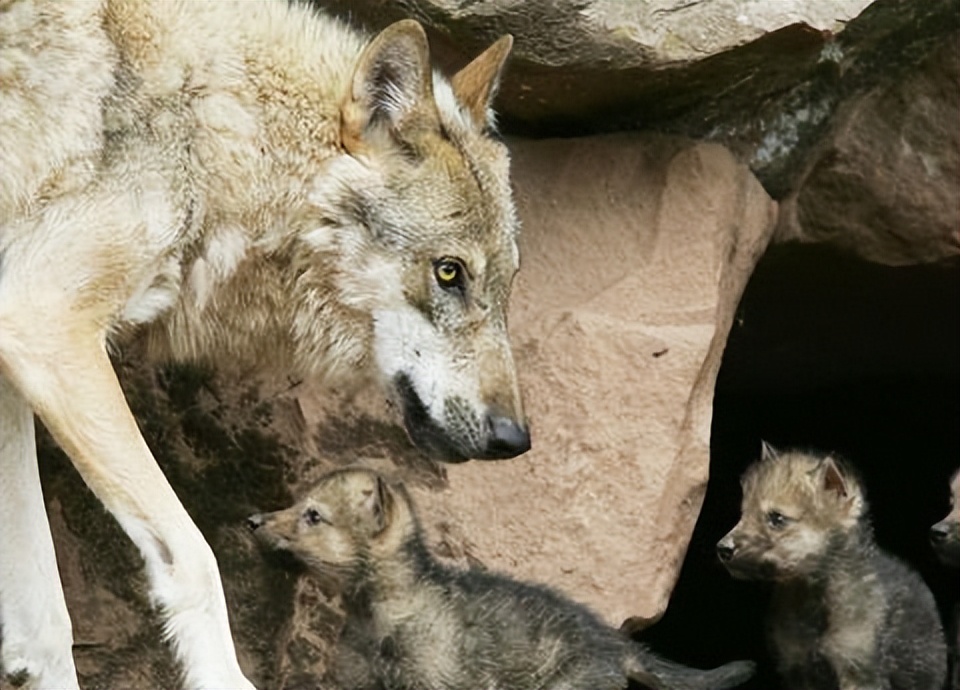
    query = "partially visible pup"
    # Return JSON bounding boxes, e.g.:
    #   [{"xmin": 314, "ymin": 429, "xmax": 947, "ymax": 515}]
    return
[
  {"xmin": 932, "ymin": 468, "xmax": 960, "ymax": 690},
  {"xmin": 717, "ymin": 444, "xmax": 947, "ymax": 690},
  {"xmin": 931, "ymin": 468, "xmax": 960, "ymax": 567},
  {"xmin": 249, "ymin": 467, "xmax": 756, "ymax": 690}
]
